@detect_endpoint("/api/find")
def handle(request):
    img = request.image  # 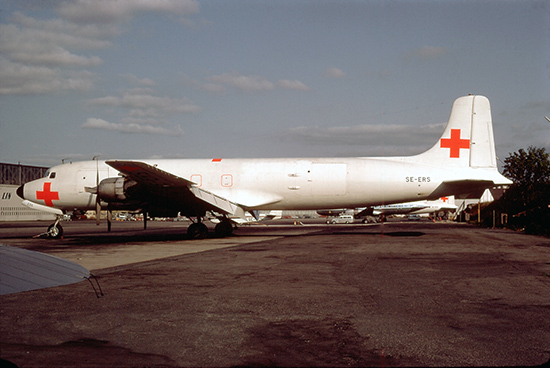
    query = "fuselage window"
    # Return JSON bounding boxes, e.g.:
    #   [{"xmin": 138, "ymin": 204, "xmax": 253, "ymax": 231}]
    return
[{"xmin": 49, "ymin": 172, "xmax": 56, "ymax": 179}]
